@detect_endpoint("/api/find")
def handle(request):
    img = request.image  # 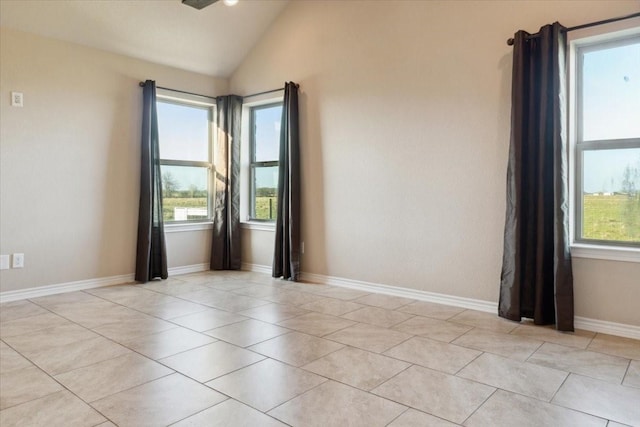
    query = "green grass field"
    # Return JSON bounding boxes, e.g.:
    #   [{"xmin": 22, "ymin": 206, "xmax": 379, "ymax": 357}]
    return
[
  {"xmin": 163, "ymin": 197, "xmax": 207, "ymax": 221},
  {"xmin": 162, "ymin": 196, "xmax": 277, "ymax": 221},
  {"xmin": 583, "ymin": 194, "xmax": 640, "ymax": 242},
  {"xmin": 255, "ymin": 196, "xmax": 278, "ymax": 220},
  {"xmin": 162, "ymin": 194, "xmax": 638, "ymax": 243}
]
